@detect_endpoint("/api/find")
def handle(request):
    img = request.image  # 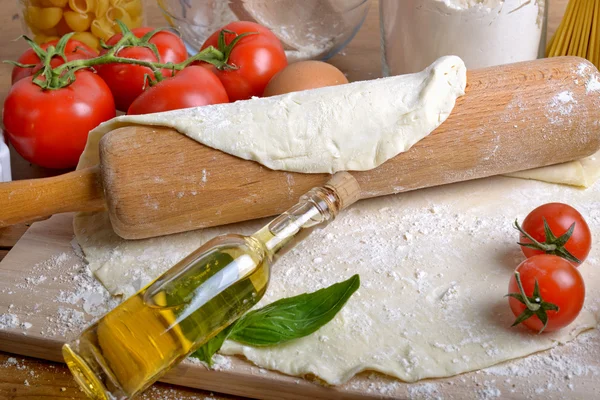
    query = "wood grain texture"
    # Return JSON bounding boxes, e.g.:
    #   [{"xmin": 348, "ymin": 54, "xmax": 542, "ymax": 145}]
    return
[
  {"xmin": 0, "ymin": 353, "xmax": 243, "ymax": 400},
  {"xmin": 0, "ymin": 225, "xmax": 30, "ymax": 249},
  {"xmin": 0, "ymin": 167, "xmax": 105, "ymax": 228},
  {"xmin": 0, "ymin": 0, "xmax": 573, "ymax": 397},
  {"xmin": 101, "ymin": 56, "xmax": 600, "ymax": 239}
]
